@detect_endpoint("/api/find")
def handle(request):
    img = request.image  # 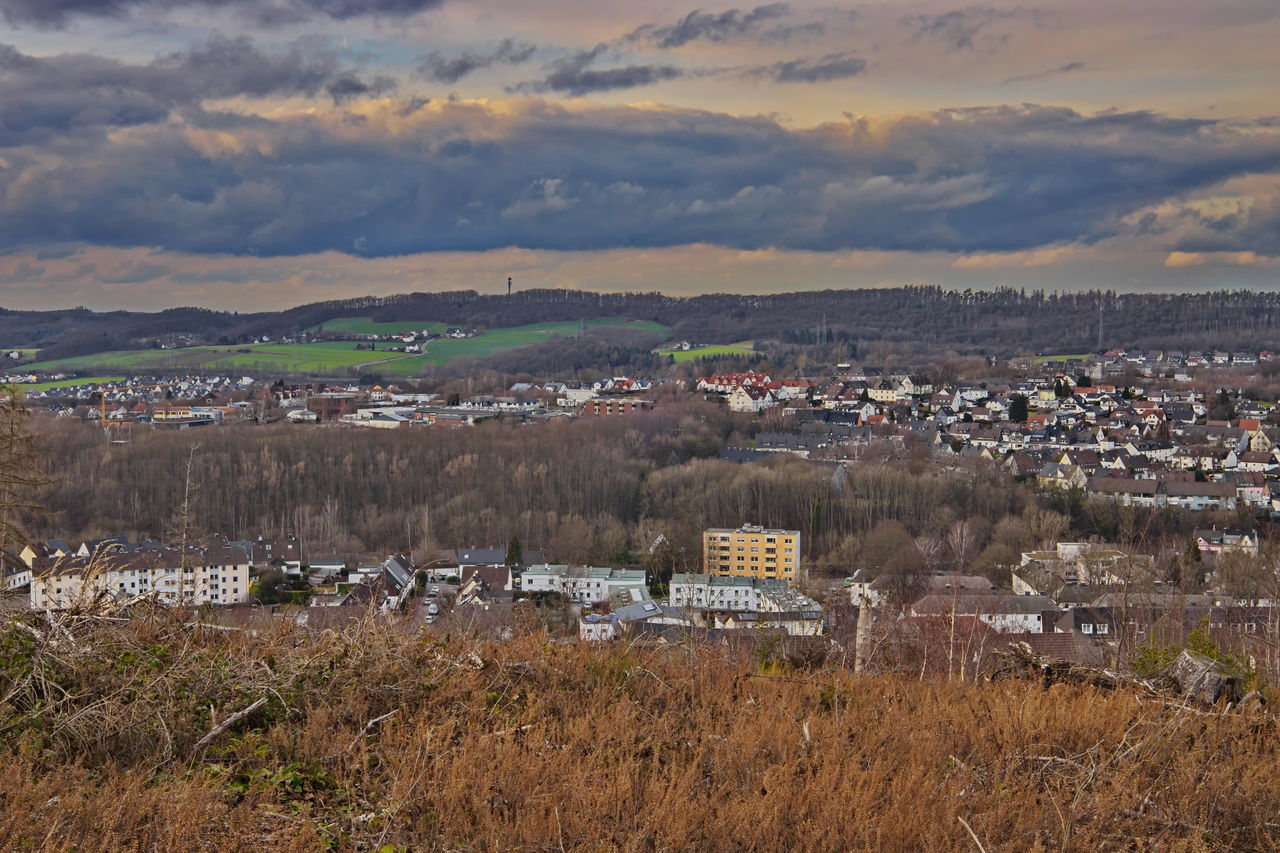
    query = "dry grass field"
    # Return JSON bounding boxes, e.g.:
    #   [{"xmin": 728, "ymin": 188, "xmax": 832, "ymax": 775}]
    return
[{"xmin": 0, "ymin": 610, "xmax": 1276, "ymax": 852}]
